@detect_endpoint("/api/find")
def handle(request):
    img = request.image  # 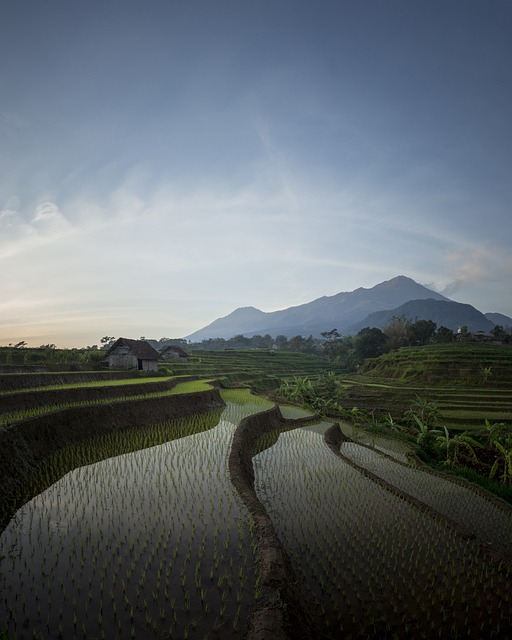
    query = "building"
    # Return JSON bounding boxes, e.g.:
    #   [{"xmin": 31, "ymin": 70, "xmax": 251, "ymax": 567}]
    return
[
  {"xmin": 103, "ymin": 338, "xmax": 160, "ymax": 371},
  {"xmin": 160, "ymin": 345, "xmax": 189, "ymax": 360}
]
